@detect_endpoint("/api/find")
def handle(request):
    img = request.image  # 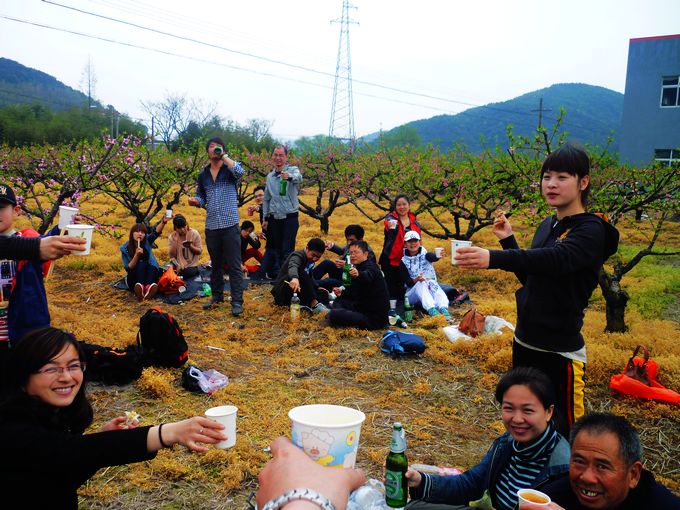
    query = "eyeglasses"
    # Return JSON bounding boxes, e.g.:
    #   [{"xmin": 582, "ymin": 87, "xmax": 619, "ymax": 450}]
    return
[{"xmin": 36, "ymin": 362, "xmax": 86, "ymax": 377}]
